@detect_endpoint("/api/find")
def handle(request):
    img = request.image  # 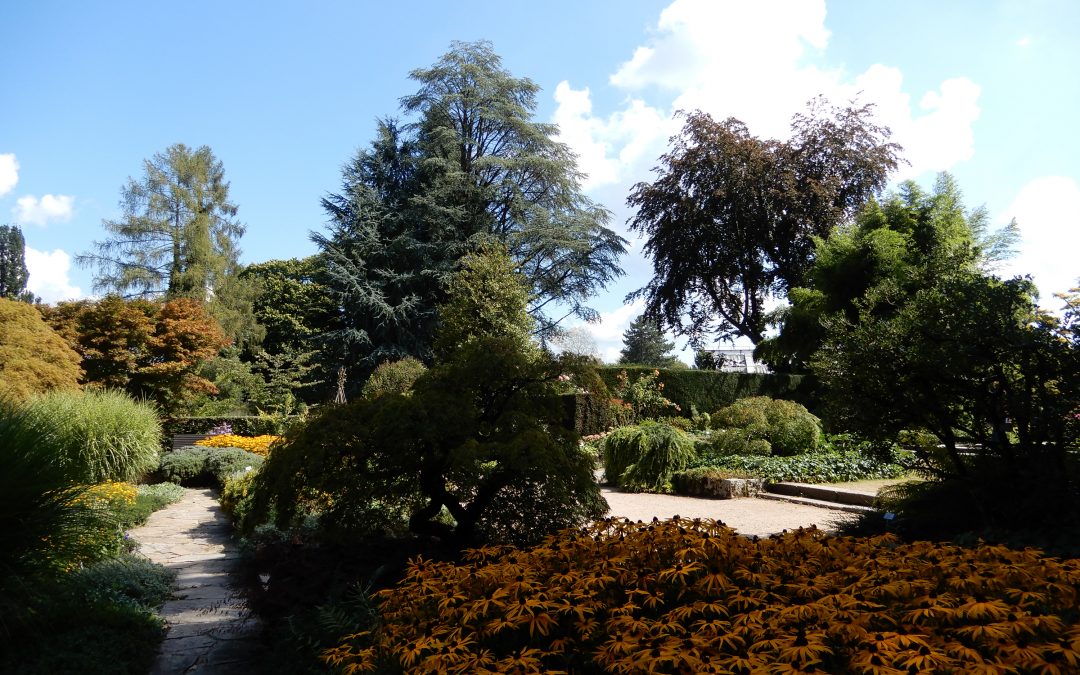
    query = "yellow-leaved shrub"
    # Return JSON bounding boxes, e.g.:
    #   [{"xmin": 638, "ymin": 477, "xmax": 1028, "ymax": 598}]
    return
[{"xmin": 324, "ymin": 518, "xmax": 1080, "ymax": 674}]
